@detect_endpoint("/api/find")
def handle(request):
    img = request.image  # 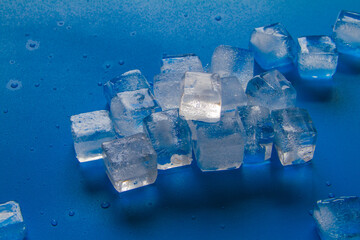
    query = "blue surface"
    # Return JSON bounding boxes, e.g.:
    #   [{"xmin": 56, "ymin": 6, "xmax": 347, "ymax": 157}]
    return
[{"xmin": 1, "ymin": 1, "xmax": 360, "ymax": 239}]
